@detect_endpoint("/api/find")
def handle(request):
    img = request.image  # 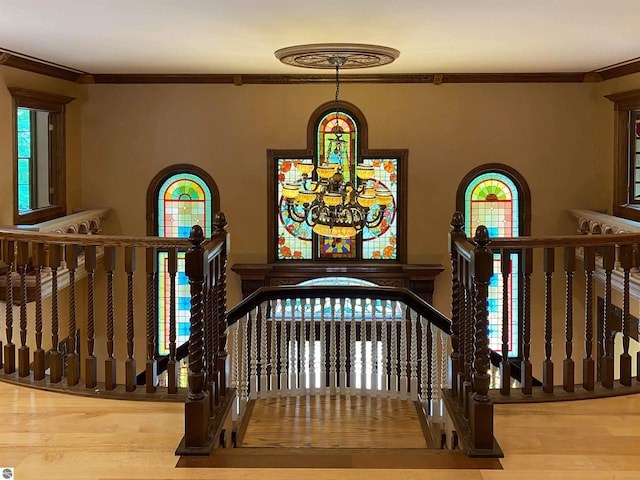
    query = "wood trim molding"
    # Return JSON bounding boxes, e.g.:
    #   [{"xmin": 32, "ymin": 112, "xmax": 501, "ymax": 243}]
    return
[
  {"xmin": 3, "ymin": 46, "xmax": 640, "ymax": 84},
  {"xmin": 1, "ymin": 53, "xmax": 84, "ymax": 82},
  {"xmin": 89, "ymin": 72, "xmax": 590, "ymax": 85}
]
